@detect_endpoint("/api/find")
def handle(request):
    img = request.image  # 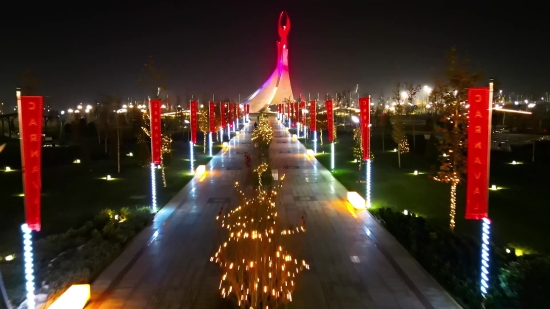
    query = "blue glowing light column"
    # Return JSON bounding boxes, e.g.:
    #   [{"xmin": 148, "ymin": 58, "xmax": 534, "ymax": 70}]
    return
[
  {"xmin": 190, "ymin": 141, "xmax": 195, "ymax": 174},
  {"xmin": 366, "ymin": 159, "xmax": 371, "ymax": 207},
  {"xmin": 21, "ymin": 224, "xmax": 35, "ymax": 309},
  {"xmin": 330, "ymin": 142, "xmax": 335, "ymax": 170},
  {"xmin": 209, "ymin": 132, "xmax": 213, "ymax": 157},
  {"xmin": 150, "ymin": 163, "xmax": 157, "ymax": 213},
  {"xmin": 480, "ymin": 218, "xmax": 491, "ymax": 298},
  {"xmin": 313, "ymin": 131, "xmax": 317, "ymax": 154},
  {"xmin": 227, "ymin": 123, "xmax": 230, "ymax": 140}
]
